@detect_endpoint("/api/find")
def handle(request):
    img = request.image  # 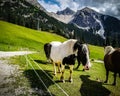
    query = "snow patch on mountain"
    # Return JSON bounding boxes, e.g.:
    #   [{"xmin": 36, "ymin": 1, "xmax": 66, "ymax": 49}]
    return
[
  {"xmin": 93, "ymin": 16, "xmax": 105, "ymax": 39},
  {"xmin": 74, "ymin": 23, "xmax": 90, "ymax": 31}
]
